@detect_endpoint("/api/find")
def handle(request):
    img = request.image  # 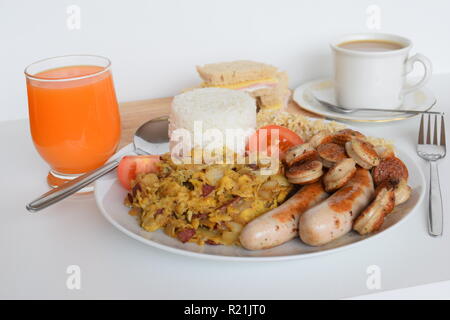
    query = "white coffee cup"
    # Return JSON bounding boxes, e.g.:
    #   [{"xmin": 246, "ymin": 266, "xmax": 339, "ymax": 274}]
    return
[{"xmin": 330, "ymin": 33, "xmax": 432, "ymax": 109}]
